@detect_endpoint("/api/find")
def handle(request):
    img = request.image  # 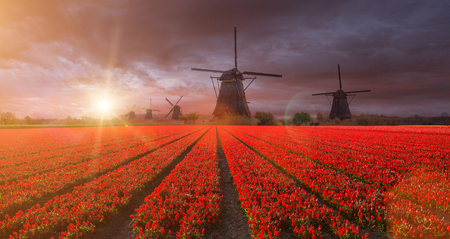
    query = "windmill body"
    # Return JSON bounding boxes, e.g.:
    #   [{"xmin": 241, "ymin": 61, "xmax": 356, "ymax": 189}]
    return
[
  {"xmin": 329, "ymin": 89, "xmax": 352, "ymax": 119},
  {"xmin": 165, "ymin": 96, "xmax": 183, "ymax": 120},
  {"xmin": 213, "ymin": 69, "xmax": 251, "ymax": 117},
  {"xmin": 172, "ymin": 105, "xmax": 182, "ymax": 120},
  {"xmin": 128, "ymin": 111, "xmax": 136, "ymax": 119},
  {"xmin": 192, "ymin": 27, "xmax": 282, "ymax": 119},
  {"xmin": 142, "ymin": 98, "xmax": 160, "ymax": 120},
  {"xmin": 143, "ymin": 109, "xmax": 161, "ymax": 119},
  {"xmin": 144, "ymin": 110, "xmax": 153, "ymax": 120},
  {"xmin": 124, "ymin": 105, "xmax": 136, "ymax": 120},
  {"xmin": 313, "ymin": 65, "xmax": 371, "ymax": 120}
]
